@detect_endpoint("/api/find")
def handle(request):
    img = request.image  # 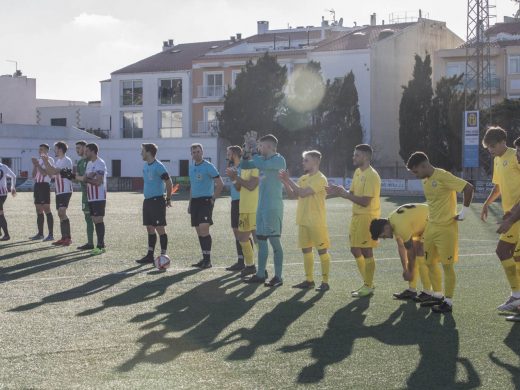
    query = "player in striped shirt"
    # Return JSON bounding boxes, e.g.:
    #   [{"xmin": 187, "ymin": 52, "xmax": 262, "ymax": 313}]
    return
[
  {"xmin": 30, "ymin": 144, "xmax": 54, "ymax": 241},
  {"xmin": 0, "ymin": 162, "xmax": 17, "ymax": 241},
  {"xmin": 63, "ymin": 143, "xmax": 108, "ymax": 255},
  {"xmin": 42, "ymin": 141, "xmax": 74, "ymax": 246}
]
